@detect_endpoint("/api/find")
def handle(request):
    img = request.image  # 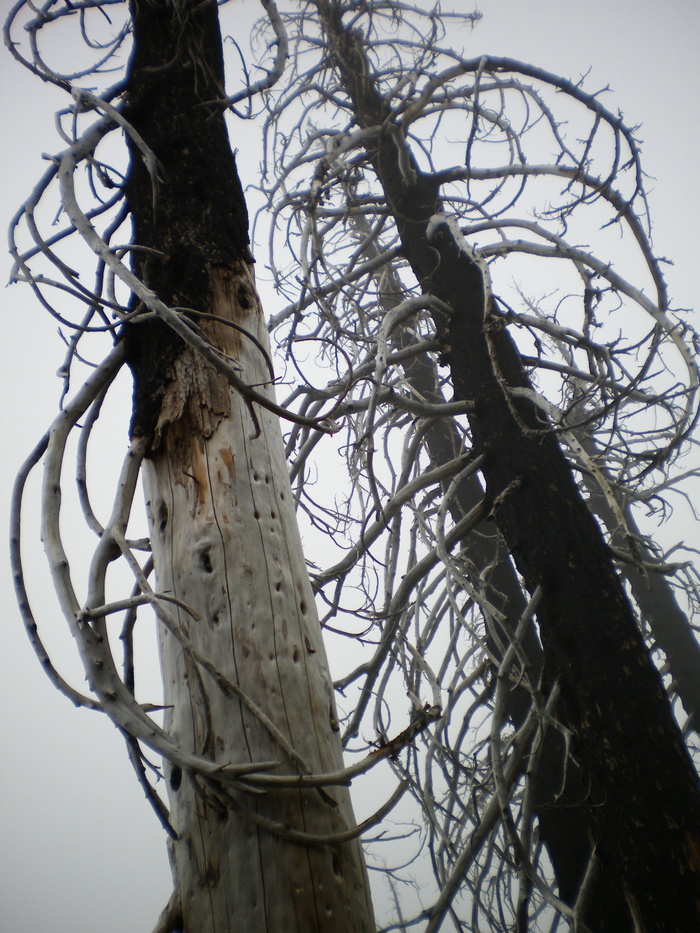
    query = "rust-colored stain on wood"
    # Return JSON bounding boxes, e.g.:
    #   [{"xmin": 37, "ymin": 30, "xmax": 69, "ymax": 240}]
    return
[{"xmin": 219, "ymin": 447, "xmax": 234, "ymax": 484}]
